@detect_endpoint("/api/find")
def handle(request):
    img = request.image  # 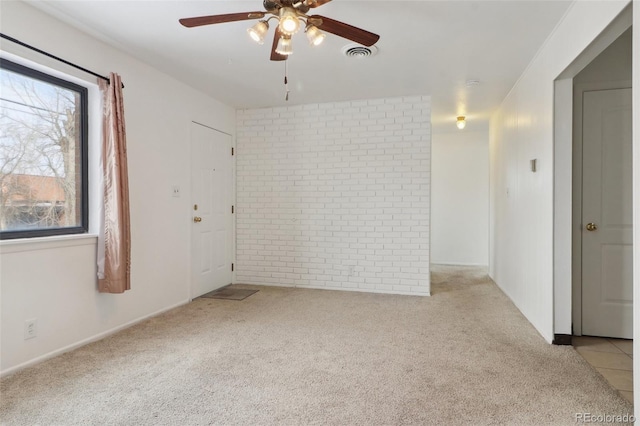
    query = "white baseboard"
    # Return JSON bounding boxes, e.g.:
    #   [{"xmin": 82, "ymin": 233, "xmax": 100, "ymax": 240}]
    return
[
  {"xmin": 234, "ymin": 280, "xmax": 430, "ymax": 297},
  {"xmin": 431, "ymin": 262, "xmax": 489, "ymax": 267},
  {"xmin": 0, "ymin": 300, "xmax": 189, "ymax": 378}
]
